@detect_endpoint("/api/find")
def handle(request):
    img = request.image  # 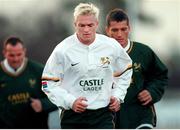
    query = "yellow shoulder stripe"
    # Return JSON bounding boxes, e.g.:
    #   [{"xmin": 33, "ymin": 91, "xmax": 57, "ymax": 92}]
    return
[
  {"xmin": 42, "ymin": 76, "xmax": 60, "ymax": 82},
  {"xmin": 113, "ymin": 64, "xmax": 132, "ymax": 77}
]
